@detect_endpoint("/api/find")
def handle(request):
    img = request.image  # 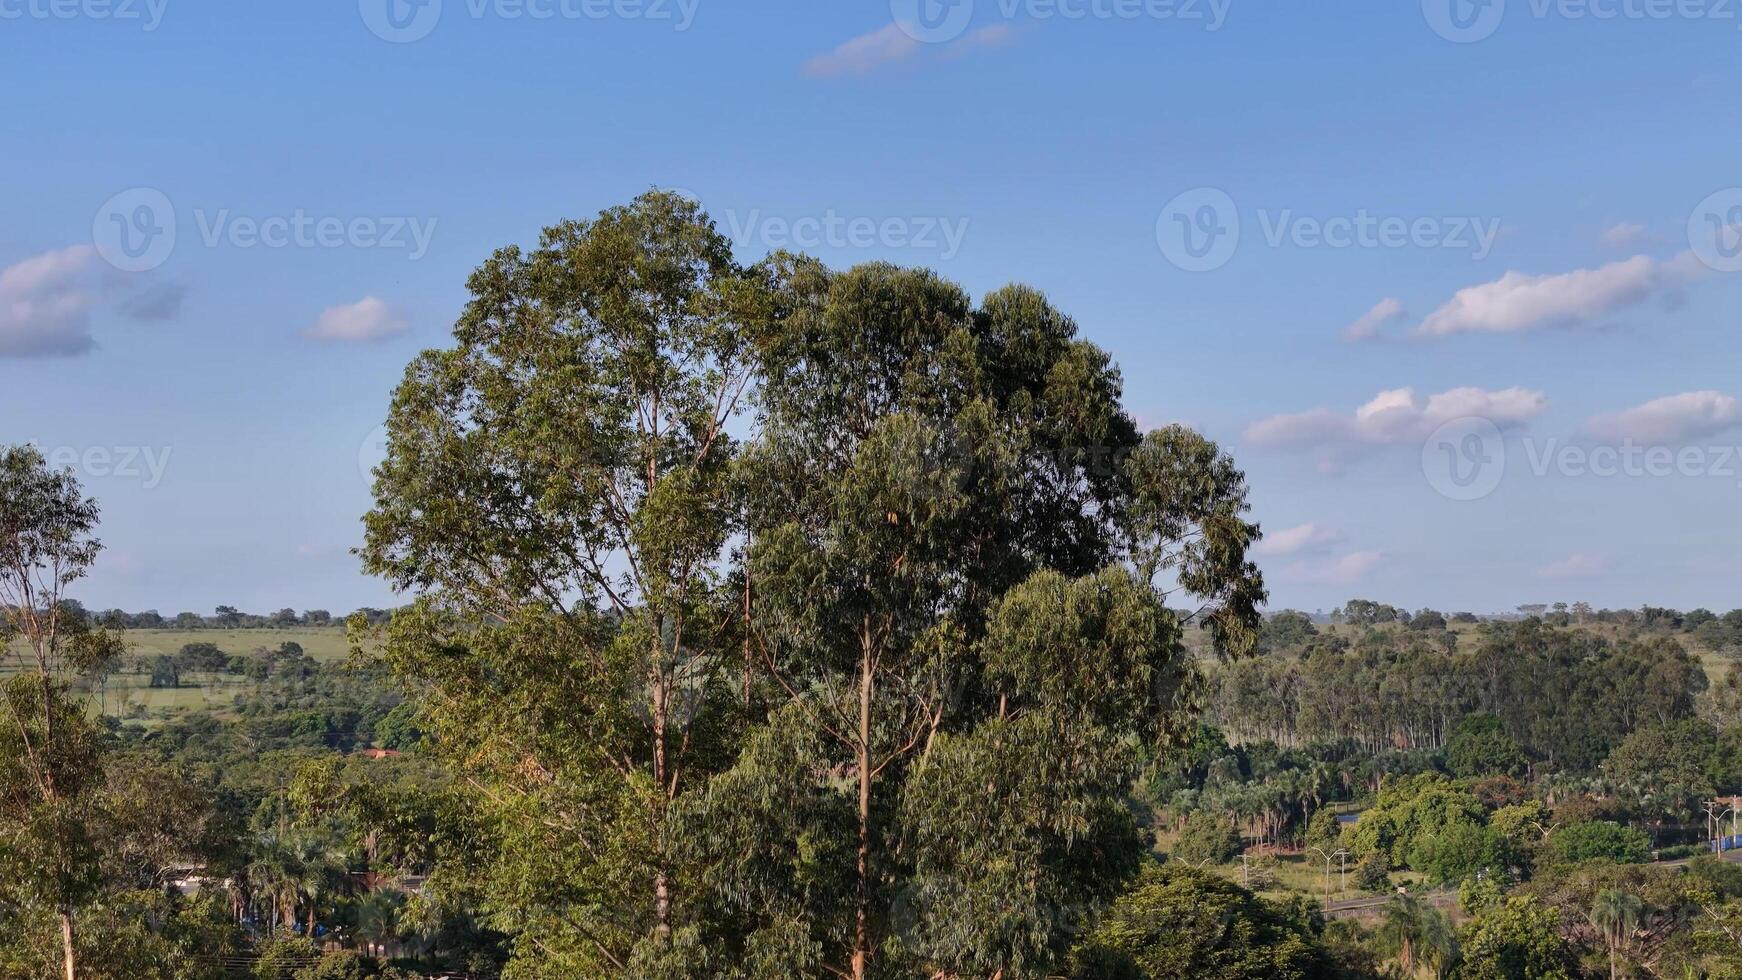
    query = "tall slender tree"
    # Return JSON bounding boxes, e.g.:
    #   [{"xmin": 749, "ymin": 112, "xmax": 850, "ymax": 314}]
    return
[
  {"xmin": 0, "ymin": 445, "xmax": 123, "ymax": 980},
  {"xmin": 360, "ymin": 191, "xmax": 774, "ymax": 973},
  {"xmin": 1589, "ymin": 888, "xmax": 1643, "ymax": 980}
]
